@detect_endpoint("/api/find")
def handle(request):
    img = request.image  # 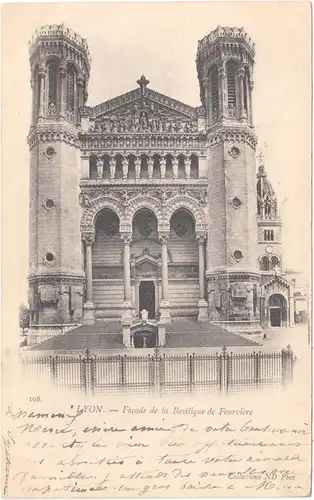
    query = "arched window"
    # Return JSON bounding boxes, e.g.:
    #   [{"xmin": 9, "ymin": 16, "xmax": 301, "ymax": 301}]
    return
[
  {"xmin": 226, "ymin": 61, "xmax": 237, "ymax": 116},
  {"xmin": 209, "ymin": 65, "xmax": 219, "ymax": 121},
  {"xmin": 47, "ymin": 61, "xmax": 57, "ymax": 116},
  {"xmin": 260, "ymin": 256, "xmax": 269, "ymax": 271},
  {"xmin": 271, "ymin": 256, "xmax": 280, "ymax": 270},
  {"xmin": 244, "ymin": 67, "xmax": 250, "ymax": 116},
  {"xmin": 190, "ymin": 155, "xmax": 199, "ymax": 178},
  {"xmin": 35, "ymin": 68, "xmax": 41, "ymax": 117},
  {"xmin": 66, "ymin": 67, "xmax": 76, "ymax": 121}
]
